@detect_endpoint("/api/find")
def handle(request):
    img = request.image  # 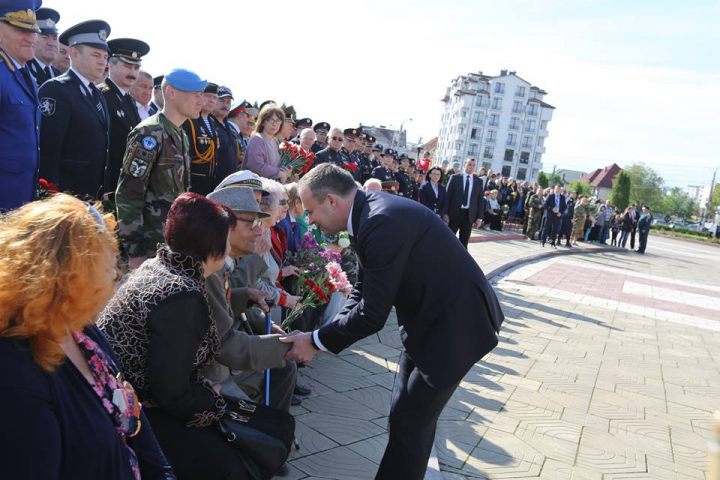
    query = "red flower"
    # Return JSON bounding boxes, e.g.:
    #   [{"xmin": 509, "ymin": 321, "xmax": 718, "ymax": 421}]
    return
[
  {"xmin": 323, "ymin": 279, "xmax": 336, "ymax": 294},
  {"xmin": 39, "ymin": 178, "xmax": 58, "ymax": 193},
  {"xmin": 342, "ymin": 163, "xmax": 358, "ymax": 173}
]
